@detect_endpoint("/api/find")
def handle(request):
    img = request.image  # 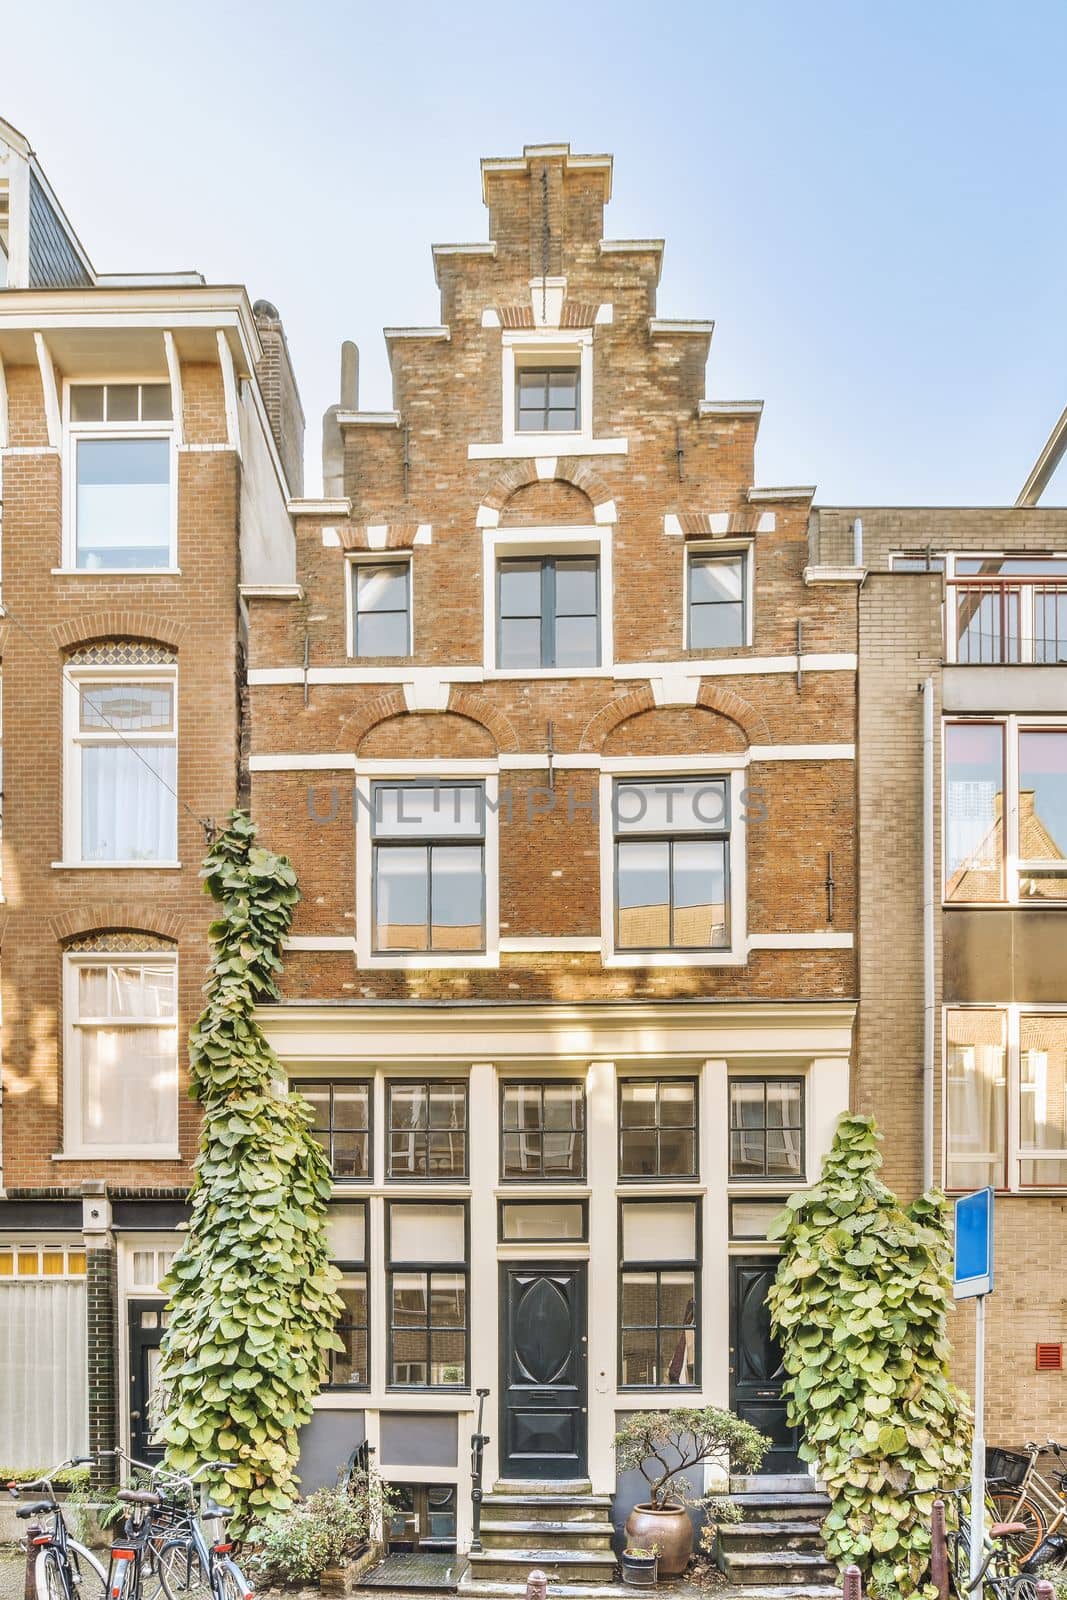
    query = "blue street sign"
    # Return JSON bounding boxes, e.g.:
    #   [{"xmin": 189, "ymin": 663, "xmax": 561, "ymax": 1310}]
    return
[{"xmin": 954, "ymin": 1188, "xmax": 994, "ymax": 1300}]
